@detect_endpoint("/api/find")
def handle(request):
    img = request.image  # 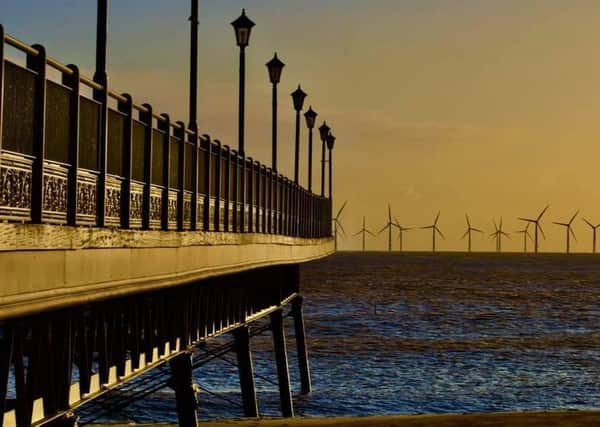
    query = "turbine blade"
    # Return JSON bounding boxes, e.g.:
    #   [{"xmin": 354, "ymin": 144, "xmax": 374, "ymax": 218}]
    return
[
  {"xmin": 472, "ymin": 228, "xmax": 484, "ymax": 233},
  {"xmin": 388, "ymin": 204, "xmax": 392, "ymax": 222},
  {"xmin": 461, "ymin": 230, "xmax": 469, "ymax": 240},
  {"xmin": 377, "ymin": 224, "xmax": 388, "ymax": 234},
  {"xmin": 465, "ymin": 214, "xmax": 471, "ymax": 228},
  {"xmin": 367, "ymin": 230, "xmax": 376, "ymax": 237},
  {"xmin": 421, "ymin": 225, "xmax": 433, "ymax": 229},
  {"xmin": 436, "ymin": 227, "xmax": 446, "ymax": 240},
  {"xmin": 537, "ymin": 204, "xmax": 550, "ymax": 221},
  {"xmin": 501, "ymin": 231, "xmax": 511, "ymax": 238},
  {"xmin": 538, "ymin": 223, "xmax": 546, "ymax": 239},
  {"xmin": 336, "ymin": 201, "xmax": 348, "ymax": 219},
  {"xmin": 338, "ymin": 222, "xmax": 347, "ymax": 236},
  {"xmin": 434, "ymin": 211, "xmax": 441, "ymax": 226},
  {"xmin": 569, "ymin": 210, "xmax": 579, "ymax": 225},
  {"xmin": 570, "ymin": 227, "xmax": 577, "ymax": 242},
  {"xmin": 583, "ymin": 218, "xmax": 594, "ymax": 228},
  {"xmin": 518, "ymin": 217, "xmax": 535, "ymax": 223}
]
